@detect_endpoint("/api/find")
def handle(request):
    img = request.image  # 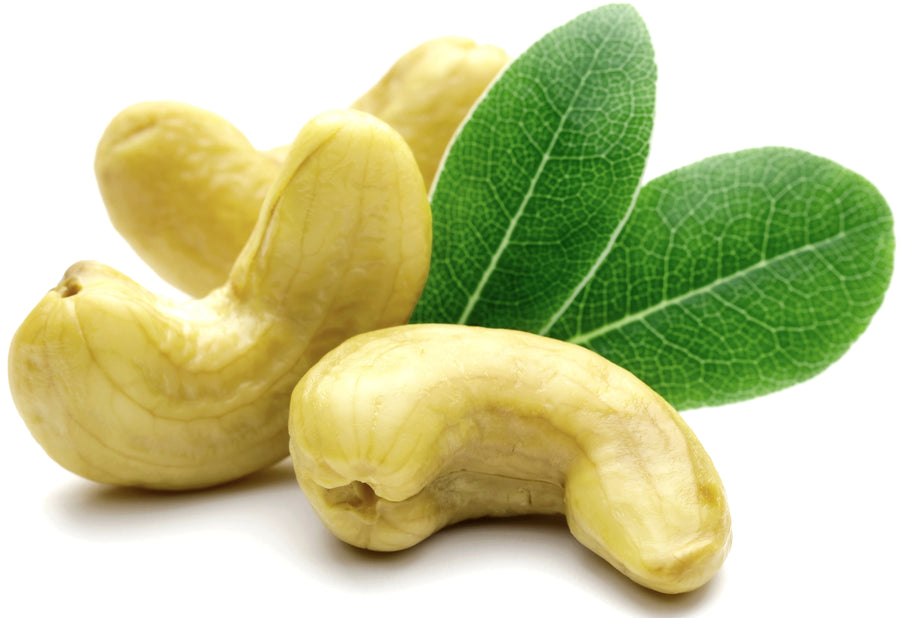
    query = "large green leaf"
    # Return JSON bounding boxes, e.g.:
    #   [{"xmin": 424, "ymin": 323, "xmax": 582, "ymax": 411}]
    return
[
  {"xmin": 412, "ymin": 4, "xmax": 895, "ymax": 410},
  {"xmin": 410, "ymin": 4, "xmax": 656, "ymax": 329},
  {"xmin": 553, "ymin": 148, "xmax": 894, "ymax": 408}
]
